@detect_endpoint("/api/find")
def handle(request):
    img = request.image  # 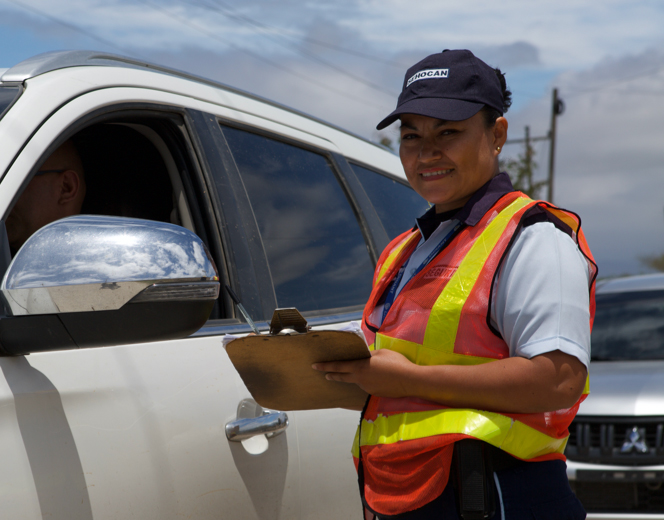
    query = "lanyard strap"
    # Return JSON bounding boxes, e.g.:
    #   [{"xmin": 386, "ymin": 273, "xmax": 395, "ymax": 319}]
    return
[{"xmin": 381, "ymin": 221, "xmax": 463, "ymax": 323}]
